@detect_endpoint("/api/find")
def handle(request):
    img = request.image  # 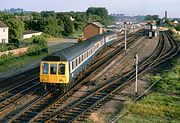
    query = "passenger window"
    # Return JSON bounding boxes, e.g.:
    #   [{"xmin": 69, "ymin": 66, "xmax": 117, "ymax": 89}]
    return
[
  {"xmin": 42, "ymin": 63, "xmax": 49, "ymax": 74},
  {"xmin": 81, "ymin": 55, "xmax": 83, "ymax": 61},
  {"xmin": 83, "ymin": 54, "xmax": 85, "ymax": 60},
  {"xmin": 89, "ymin": 50, "xmax": 91, "ymax": 55},
  {"xmin": 58, "ymin": 64, "xmax": 65, "ymax": 75},
  {"xmin": 72, "ymin": 61, "xmax": 74, "ymax": 70},
  {"xmin": 50, "ymin": 64, "xmax": 57, "ymax": 75},
  {"xmin": 79, "ymin": 56, "xmax": 81, "ymax": 64},
  {"xmin": 76, "ymin": 58, "xmax": 78, "ymax": 66}
]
